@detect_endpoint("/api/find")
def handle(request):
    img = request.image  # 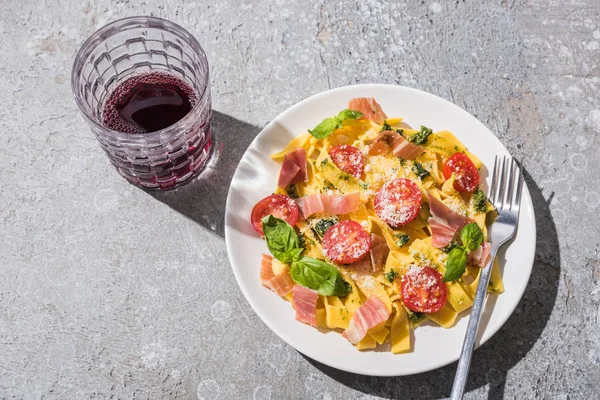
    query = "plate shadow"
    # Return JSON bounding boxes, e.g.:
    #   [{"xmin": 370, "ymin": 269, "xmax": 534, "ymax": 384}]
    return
[{"xmin": 147, "ymin": 115, "xmax": 560, "ymax": 399}]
